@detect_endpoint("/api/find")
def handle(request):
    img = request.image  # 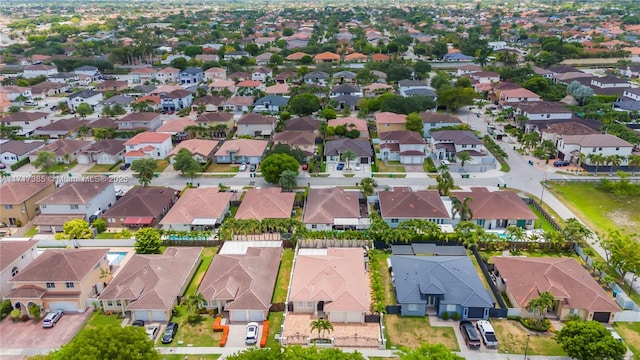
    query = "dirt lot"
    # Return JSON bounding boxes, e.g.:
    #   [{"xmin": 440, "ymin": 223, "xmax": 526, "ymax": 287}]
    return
[{"xmin": 0, "ymin": 311, "xmax": 91, "ymax": 349}]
